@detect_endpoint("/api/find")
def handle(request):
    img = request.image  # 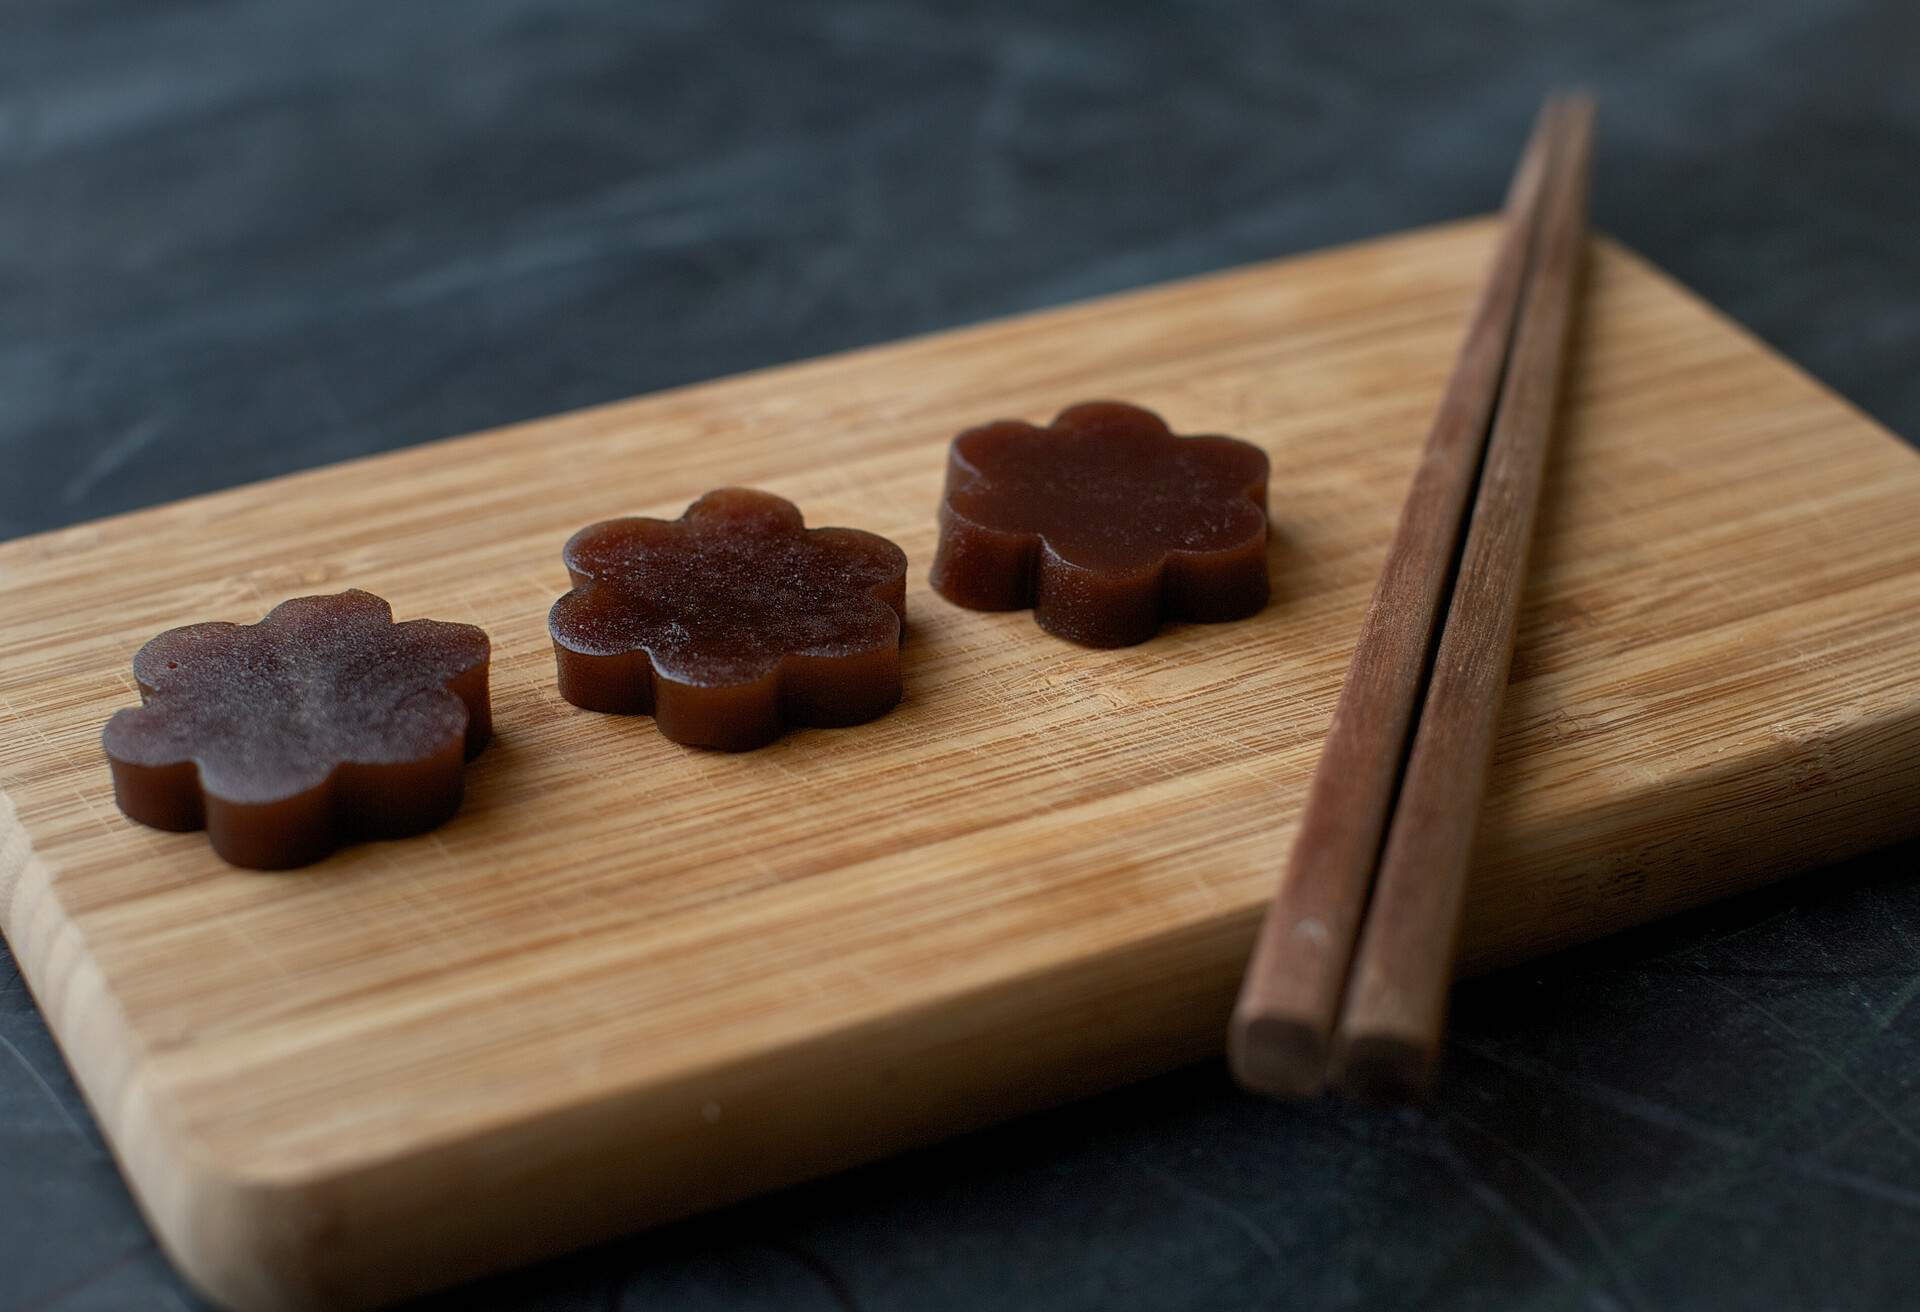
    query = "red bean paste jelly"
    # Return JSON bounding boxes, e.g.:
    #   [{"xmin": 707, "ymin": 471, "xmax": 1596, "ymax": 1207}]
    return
[
  {"xmin": 101, "ymin": 591, "xmax": 492, "ymax": 870},
  {"xmin": 929, "ymin": 401, "xmax": 1271, "ymax": 647},
  {"xmin": 549, "ymin": 488, "xmax": 908, "ymax": 751}
]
